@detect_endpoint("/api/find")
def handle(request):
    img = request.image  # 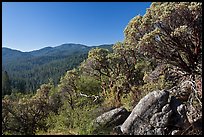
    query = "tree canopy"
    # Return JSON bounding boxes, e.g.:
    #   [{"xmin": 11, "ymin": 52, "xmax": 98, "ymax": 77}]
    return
[
  {"xmin": 2, "ymin": 2, "xmax": 202, "ymax": 135},
  {"xmin": 124, "ymin": 2, "xmax": 202, "ymax": 75}
]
